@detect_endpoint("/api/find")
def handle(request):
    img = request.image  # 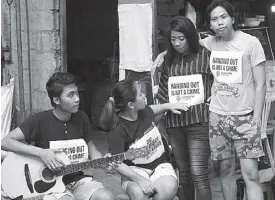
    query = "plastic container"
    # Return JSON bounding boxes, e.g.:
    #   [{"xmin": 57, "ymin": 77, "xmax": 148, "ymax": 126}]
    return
[
  {"xmin": 245, "ymin": 17, "xmax": 258, "ymax": 21},
  {"xmin": 267, "ymin": 120, "xmax": 275, "ymax": 126},
  {"xmin": 256, "ymin": 15, "xmax": 265, "ymax": 22},
  {"xmin": 244, "ymin": 18, "xmax": 260, "ymax": 27}
]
